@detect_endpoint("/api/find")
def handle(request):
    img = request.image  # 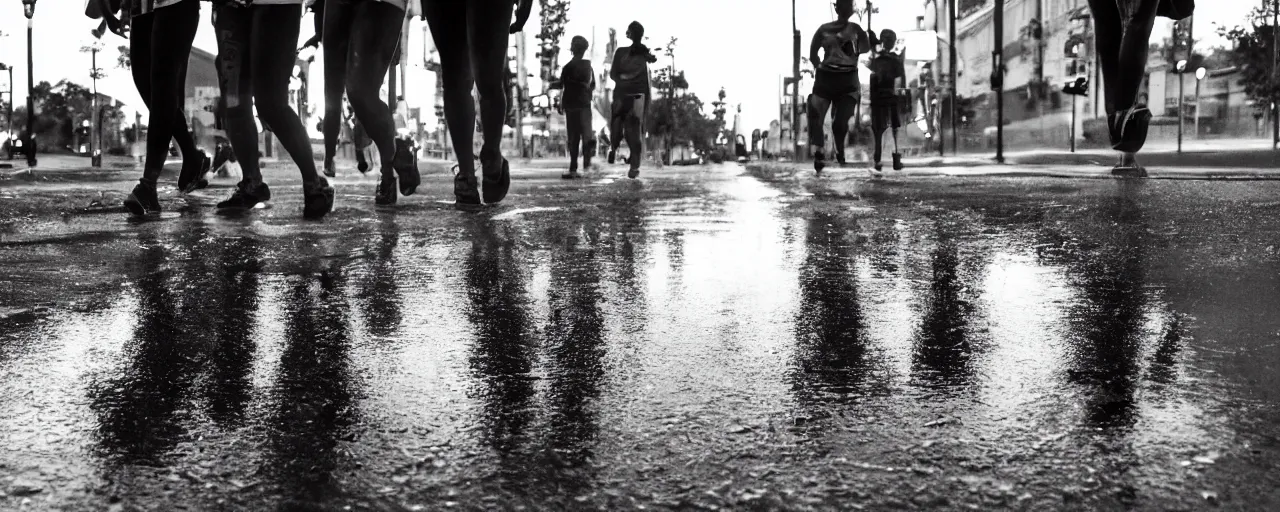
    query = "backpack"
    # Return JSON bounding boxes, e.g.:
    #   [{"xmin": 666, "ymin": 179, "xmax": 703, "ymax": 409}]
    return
[{"xmin": 1157, "ymin": 0, "xmax": 1194, "ymax": 21}]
